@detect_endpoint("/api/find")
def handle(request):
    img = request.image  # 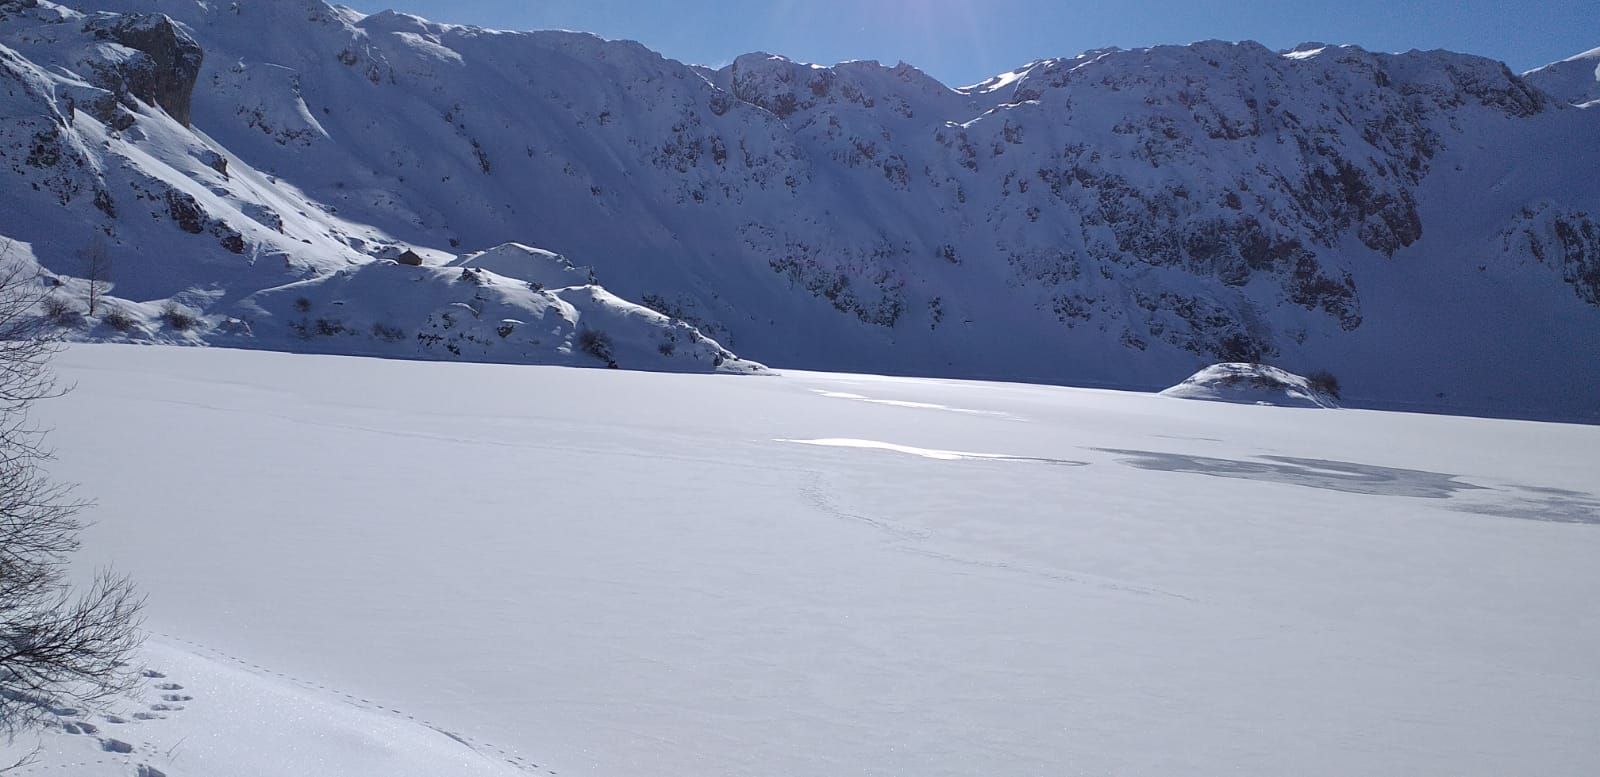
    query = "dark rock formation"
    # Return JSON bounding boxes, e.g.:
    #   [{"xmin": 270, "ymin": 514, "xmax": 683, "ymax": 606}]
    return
[{"xmin": 84, "ymin": 13, "xmax": 203, "ymax": 126}]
